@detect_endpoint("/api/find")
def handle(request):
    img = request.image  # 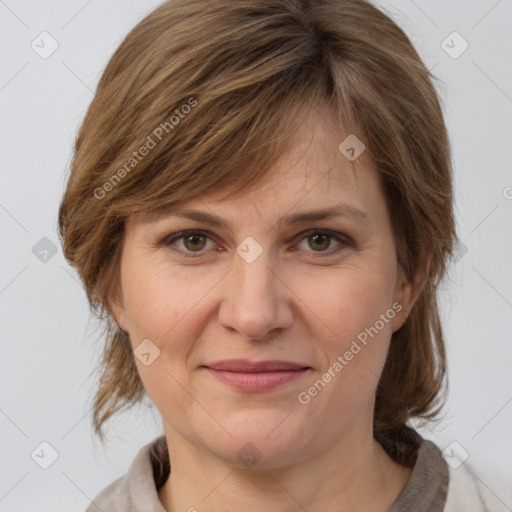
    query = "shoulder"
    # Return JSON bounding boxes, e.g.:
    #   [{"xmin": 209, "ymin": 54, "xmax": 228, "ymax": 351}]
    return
[
  {"xmin": 442, "ymin": 449, "xmax": 505, "ymax": 512},
  {"xmin": 387, "ymin": 431, "xmax": 505, "ymax": 512},
  {"xmin": 85, "ymin": 436, "xmax": 168, "ymax": 512},
  {"xmin": 85, "ymin": 475, "xmax": 126, "ymax": 512}
]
